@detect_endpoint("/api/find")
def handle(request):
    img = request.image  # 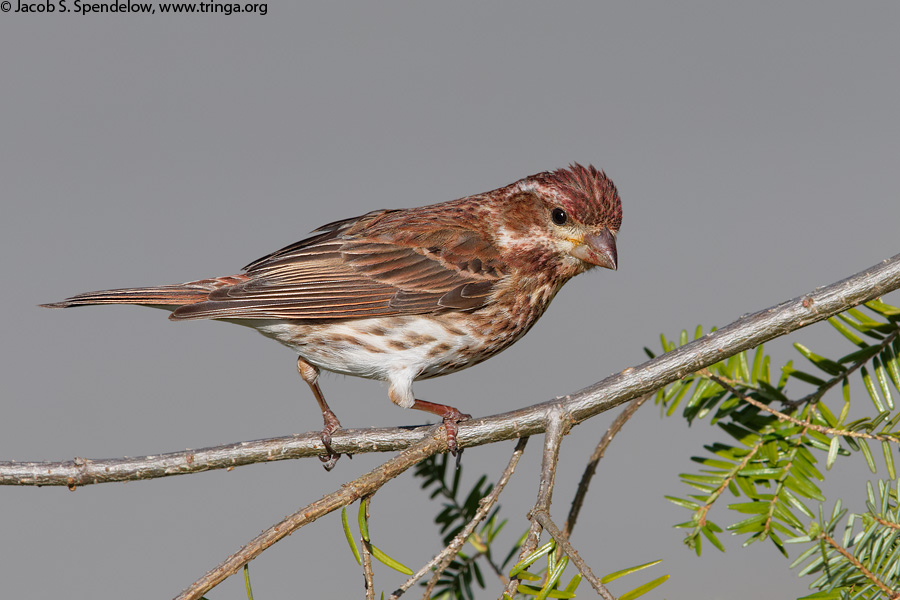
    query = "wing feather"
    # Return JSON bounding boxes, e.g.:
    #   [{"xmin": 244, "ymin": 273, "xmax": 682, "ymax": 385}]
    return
[{"xmin": 170, "ymin": 208, "xmax": 506, "ymax": 322}]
